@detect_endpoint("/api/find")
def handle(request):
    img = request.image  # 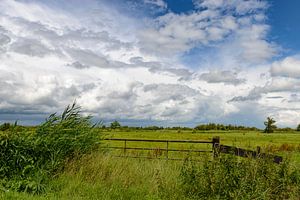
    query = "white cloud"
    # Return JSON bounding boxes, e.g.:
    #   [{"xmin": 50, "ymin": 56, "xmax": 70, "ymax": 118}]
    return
[
  {"xmin": 138, "ymin": 0, "xmax": 275, "ymax": 65},
  {"xmin": 199, "ymin": 70, "xmax": 246, "ymax": 85},
  {"xmin": 194, "ymin": 0, "xmax": 268, "ymax": 15},
  {"xmin": 271, "ymin": 56, "xmax": 300, "ymax": 78},
  {"xmin": 0, "ymin": 0, "xmax": 299, "ymax": 128},
  {"xmin": 144, "ymin": 0, "xmax": 167, "ymax": 9}
]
